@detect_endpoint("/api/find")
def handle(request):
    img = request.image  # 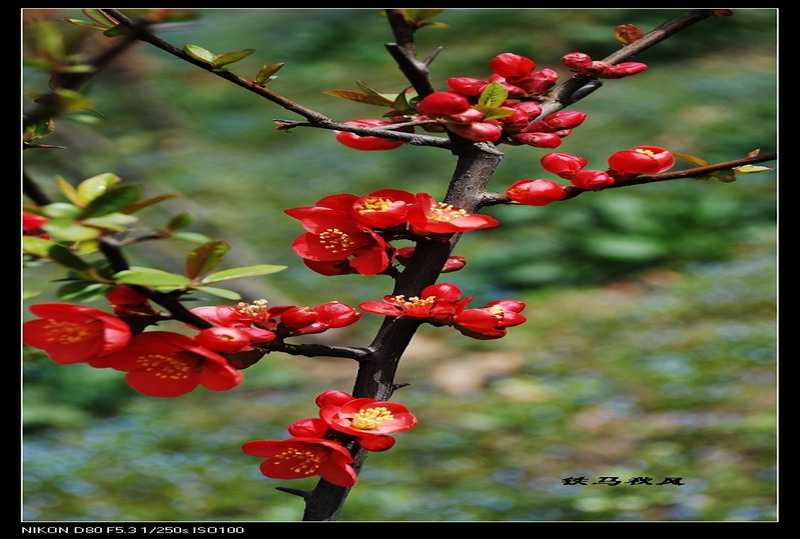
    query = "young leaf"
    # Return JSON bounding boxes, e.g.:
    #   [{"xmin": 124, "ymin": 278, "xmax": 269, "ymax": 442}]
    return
[
  {"xmin": 76, "ymin": 173, "xmax": 121, "ymax": 206},
  {"xmin": 473, "ymin": 104, "xmax": 515, "ymax": 121},
  {"xmin": 255, "ymin": 62, "xmax": 285, "ymax": 84},
  {"xmin": 120, "ymin": 193, "xmax": 179, "ymax": 214},
  {"xmin": 733, "ymin": 165, "xmax": 773, "ymax": 174},
  {"xmin": 201, "ymin": 264, "xmax": 287, "ymax": 284},
  {"xmin": 172, "ymin": 231, "xmax": 212, "ymax": 244},
  {"xmin": 114, "ymin": 268, "xmax": 192, "ymax": 288},
  {"xmin": 42, "ymin": 202, "xmax": 82, "ymax": 219},
  {"xmin": 81, "ymin": 184, "xmax": 143, "ymax": 218},
  {"xmin": 81, "ymin": 213, "xmax": 138, "ymax": 231},
  {"xmin": 185, "ymin": 240, "xmax": 230, "ymax": 280},
  {"xmin": 478, "ymin": 81, "xmax": 508, "ymax": 108},
  {"xmin": 324, "ymin": 90, "xmax": 395, "ymax": 107},
  {"xmin": 673, "ymin": 153, "xmax": 710, "ymax": 168},
  {"xmin": 183, "ymin": 44, "xmax": 218, "ymax": 65},
  {"xmin": 55, "ymin": 176, "xmax": 83, "ymax": 207},
  {"xmin": 23, "ymin": 237, "xmax": 93, "ymax": 272},
  {"xmin": 57, "ymin": 281, "xmax": 113, "ymax": 302},
  {"xmin": 401, "ymin": 9, "xmax": 446, "ymax": 23},
  {"xmin": 166, "ymin": 211, "xmax": 194, "ymax": 231},
  {"xmin": 195, "ymin": 286, "xmax": 242, "ymax": 301},
  {"xmin": 214, "ymin": 49, "xmax": 256, "ymax": 67},
  {"xmin": 42, "ymin": 218, "xmax": 102, "ymax": 242},
  {"xmin": 356, "ymin": 80, "xmax": 397, "ymax": 102},
  {"xmin": 710, "ymin": 169, "xmax": 737, "ymax": 183}
]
